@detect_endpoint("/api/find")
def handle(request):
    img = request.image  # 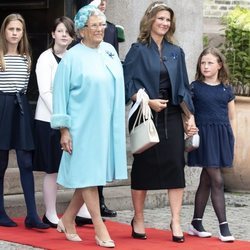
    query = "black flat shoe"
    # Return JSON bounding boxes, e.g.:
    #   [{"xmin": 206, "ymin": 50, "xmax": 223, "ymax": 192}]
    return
[
  {"xmin": 170, "ymin": 223, "xmax": 185, "ymax": 243},
  {"xmin": 25, "ymin": 217, "xmax": 50, "ymax": 229},
  {"xmin": 75, "ymin": 216, "xmax": 93, "ymax": 226},
  {"xmin": 131, "ymin": 218, "xmax": 147, "ymax": 239},
  {"xmin": 0, "ymin": 218, "xmax": 17, "ymax": 227},
  {"xmin": 100, "ymin": 204, "xmax": 117, "ymax": 217},
  {"xmin": 42, "ymin": 215, "xmax": 57, "ymax": 228}
]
